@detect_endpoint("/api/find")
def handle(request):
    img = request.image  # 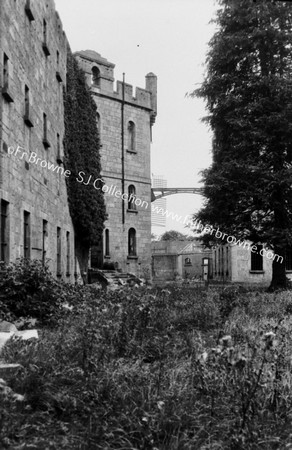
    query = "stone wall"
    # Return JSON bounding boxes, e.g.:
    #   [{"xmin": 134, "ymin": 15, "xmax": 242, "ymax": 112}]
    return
[
  {"xmin": 0, "ymin": 0, "xmax": 77, "ymax": 281},
  {"xmin": 212, "ymin": 243, "xmax": 274, "ymax": 284},
  {"xmin": 75, "ymin": 50, "xmax": 157, "ymax": 278},
  {"xmin": 152, "ymin": 254, "xmax": 178, "ymax": 281}
]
